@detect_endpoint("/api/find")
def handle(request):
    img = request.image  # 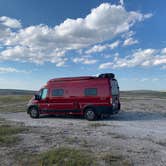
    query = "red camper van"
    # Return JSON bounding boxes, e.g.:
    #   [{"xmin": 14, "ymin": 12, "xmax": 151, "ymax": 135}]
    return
[{"xmin": 27, "ymin": 73, "xmax": 120, "ymax": 120}]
